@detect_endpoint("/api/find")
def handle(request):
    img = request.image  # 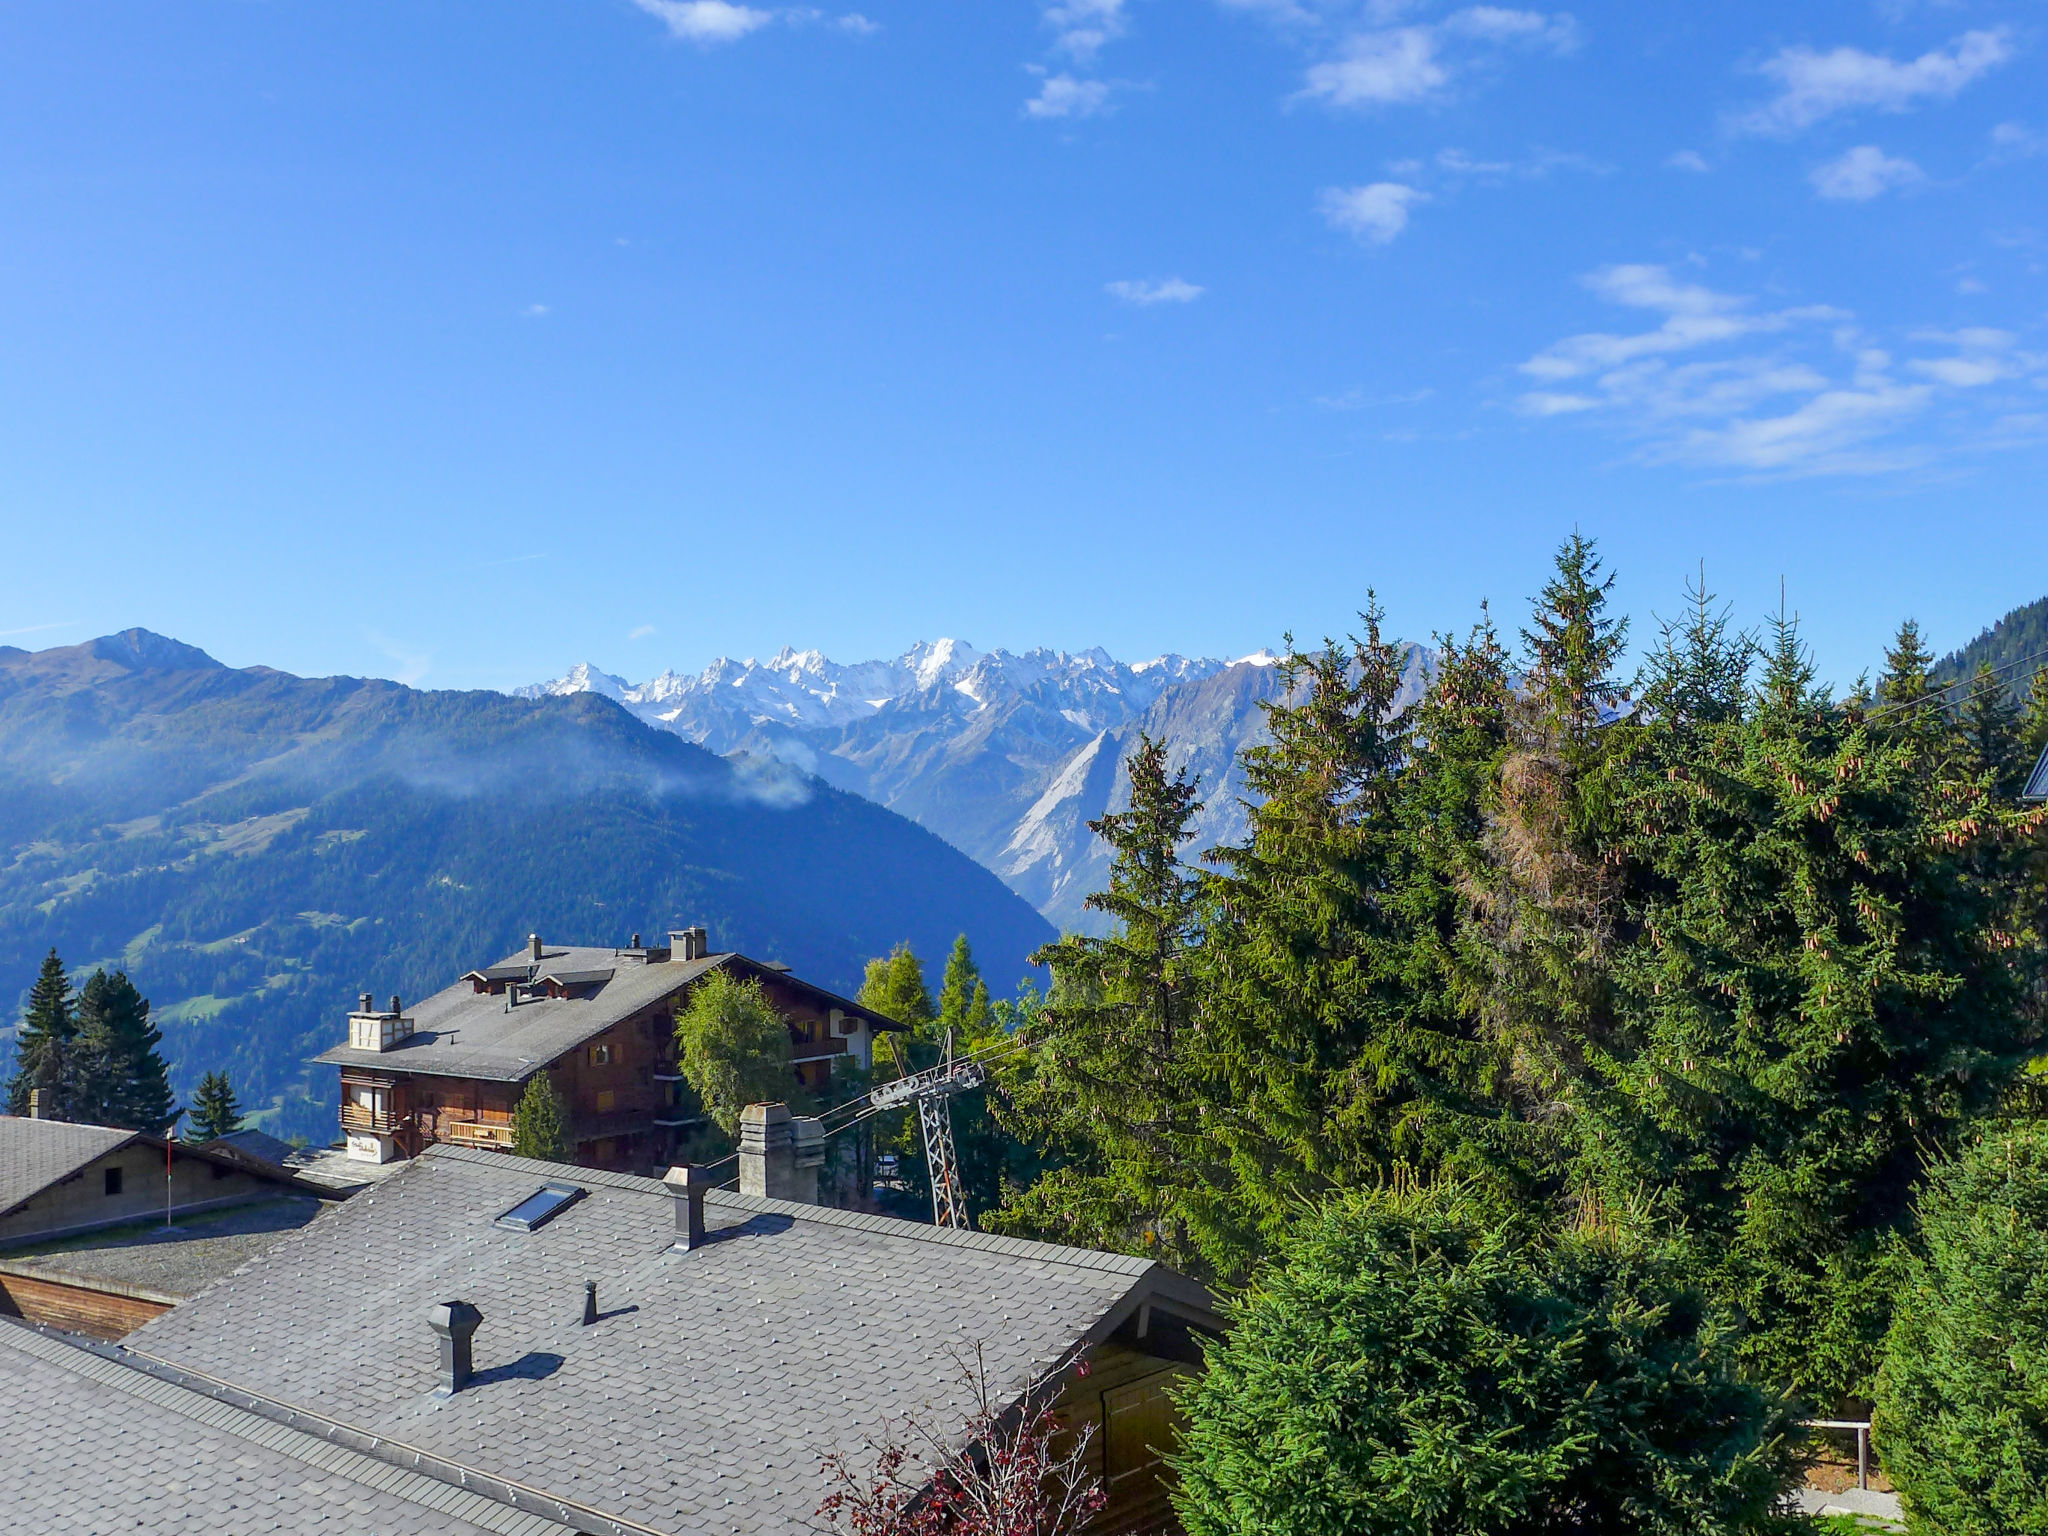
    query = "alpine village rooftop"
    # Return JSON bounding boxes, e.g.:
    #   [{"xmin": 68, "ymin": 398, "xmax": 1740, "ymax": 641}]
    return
[{"xmin": 313, "ymin": 926, "xmax": 906, "ymax": 1172}]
